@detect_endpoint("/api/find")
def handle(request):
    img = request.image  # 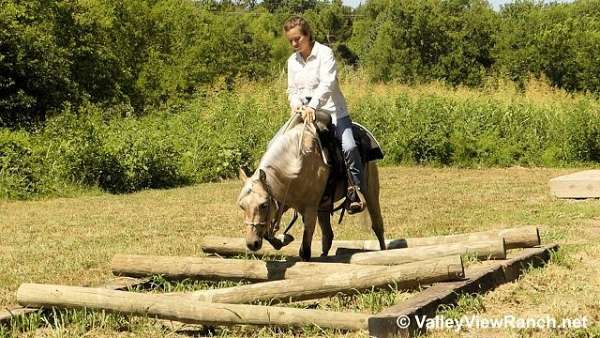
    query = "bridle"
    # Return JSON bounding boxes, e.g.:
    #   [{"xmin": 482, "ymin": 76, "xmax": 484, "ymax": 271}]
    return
[
  {"xmin": 245, "ymin": 115, "xmax": 312, "ymax": 243},
  {"xmin": 243, "ymin": 179, "xmax": 280, "ymax": 239}
]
